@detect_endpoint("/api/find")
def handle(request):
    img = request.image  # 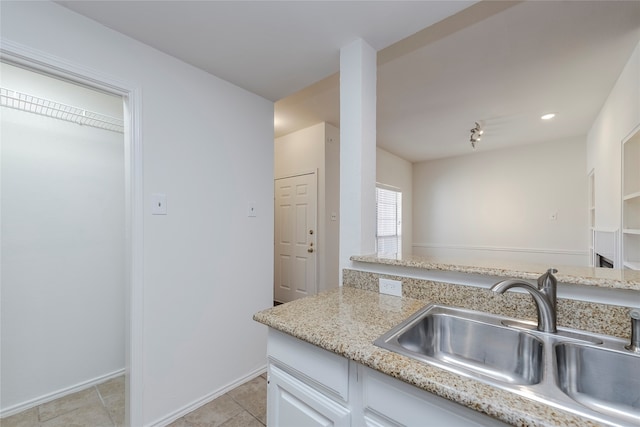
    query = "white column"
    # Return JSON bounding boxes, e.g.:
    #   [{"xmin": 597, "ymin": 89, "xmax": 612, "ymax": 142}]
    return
[{"xmin": 339, "ymin": 39, "xmax": 377, "ymax": 284}]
